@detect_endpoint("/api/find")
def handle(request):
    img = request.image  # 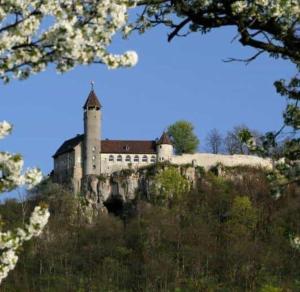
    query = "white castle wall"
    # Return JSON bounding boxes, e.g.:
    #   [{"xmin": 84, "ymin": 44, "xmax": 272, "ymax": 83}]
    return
[
  {"xmin": 171, "ymin": 153, "xmax": 272, "ymax": 170},
  {"xmin": 100, "ymin": 153, "xmax": 157, "ymax": 174}
]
